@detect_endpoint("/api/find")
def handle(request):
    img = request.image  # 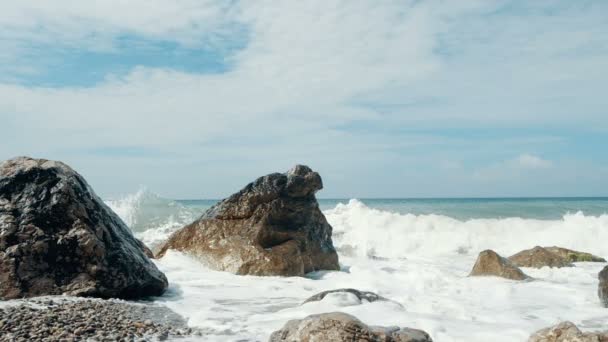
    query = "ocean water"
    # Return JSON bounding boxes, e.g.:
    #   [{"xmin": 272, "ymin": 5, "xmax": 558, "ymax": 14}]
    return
[{"xmin": 104, "ymin": 190, "xmax": 608, "ymax": 341}]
